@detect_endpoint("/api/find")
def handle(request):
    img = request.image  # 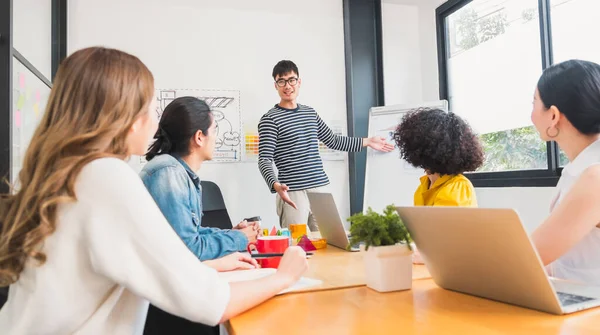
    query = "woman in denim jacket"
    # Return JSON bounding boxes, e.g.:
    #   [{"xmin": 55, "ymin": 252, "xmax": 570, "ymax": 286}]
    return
[{"xmin": 140, "ymin": 97, "xmax": 259, "ymax": 262}]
